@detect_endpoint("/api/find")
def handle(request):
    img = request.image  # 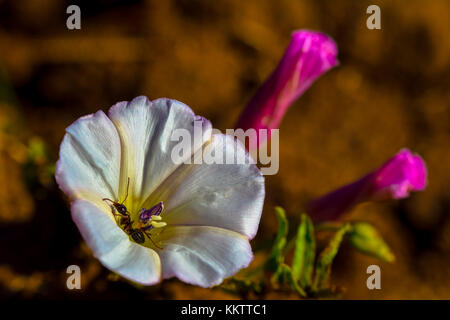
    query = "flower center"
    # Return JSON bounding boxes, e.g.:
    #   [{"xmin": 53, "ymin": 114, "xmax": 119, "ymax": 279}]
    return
[
  {"xmin": 105, "ymin": 198, "xmax": 167, "ymax": 249},
  {"xmin": 103, "ymin": 178, "xmax": 167, "ymax": 249},
  {"xmin": 130, "ymin": 201, "xmax": 166, "ymax": 249}
]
